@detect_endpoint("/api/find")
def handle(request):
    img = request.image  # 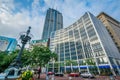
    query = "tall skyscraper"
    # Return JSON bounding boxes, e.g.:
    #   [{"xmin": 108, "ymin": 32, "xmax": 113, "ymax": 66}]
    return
[
  {"xmin": 49, "ymin": 12, "xmax": 120, "ymax": 75},
  {"xmin": 42, "ymin": 8, "xmax": 63, "ymax": 39},
  {"xmin": 97, "ymin": 12, "xmax": 120, "ymax": 52}
]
